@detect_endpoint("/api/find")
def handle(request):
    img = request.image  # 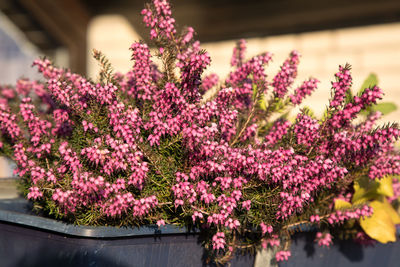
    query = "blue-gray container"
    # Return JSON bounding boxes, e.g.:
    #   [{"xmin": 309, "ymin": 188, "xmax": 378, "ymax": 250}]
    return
[{"xmin": 0, "ymin": 199, "xmax": 254, "ymax": 267}]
